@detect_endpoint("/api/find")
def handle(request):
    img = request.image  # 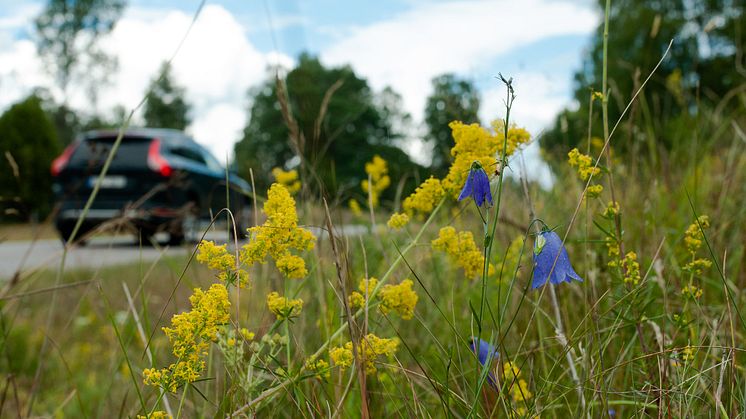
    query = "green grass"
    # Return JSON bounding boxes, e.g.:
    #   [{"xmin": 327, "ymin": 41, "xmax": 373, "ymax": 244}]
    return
[{"xmin": 2, "ymin": 132, "xmax": 744, "ymax": 417}]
